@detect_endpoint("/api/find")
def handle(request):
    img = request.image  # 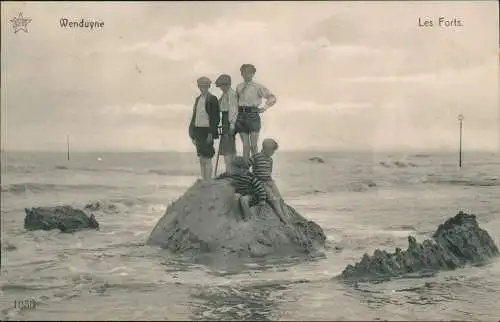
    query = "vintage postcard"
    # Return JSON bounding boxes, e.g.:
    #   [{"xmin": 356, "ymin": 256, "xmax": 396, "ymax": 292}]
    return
[{"xmin": 1, "ymin": 1, "xmax": 499, "ymax": 321}]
